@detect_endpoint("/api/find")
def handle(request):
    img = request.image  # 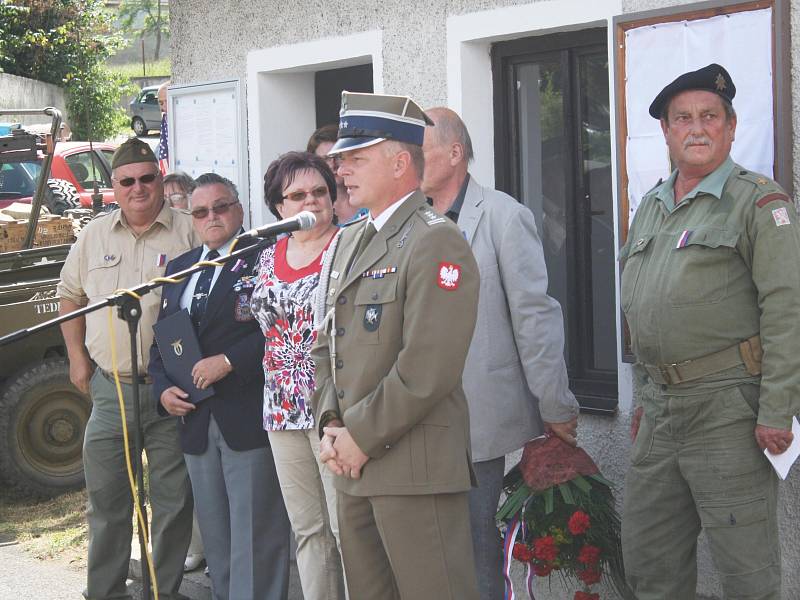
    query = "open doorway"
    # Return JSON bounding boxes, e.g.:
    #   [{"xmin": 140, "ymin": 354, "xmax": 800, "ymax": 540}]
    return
[{"xmin": 315, "ymin": 64, "xmax": 373, "ymax": 127}]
